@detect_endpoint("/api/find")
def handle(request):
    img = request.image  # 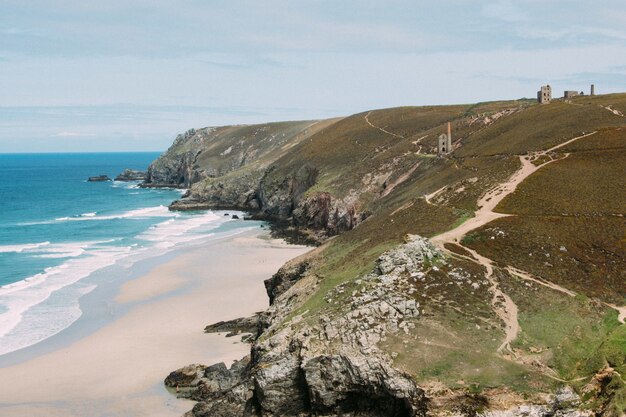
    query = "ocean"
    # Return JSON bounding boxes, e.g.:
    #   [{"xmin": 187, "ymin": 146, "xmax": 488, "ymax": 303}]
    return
[{"xmin": 0, "ymin": 153, "xmax": 255, "ymax": 356}]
